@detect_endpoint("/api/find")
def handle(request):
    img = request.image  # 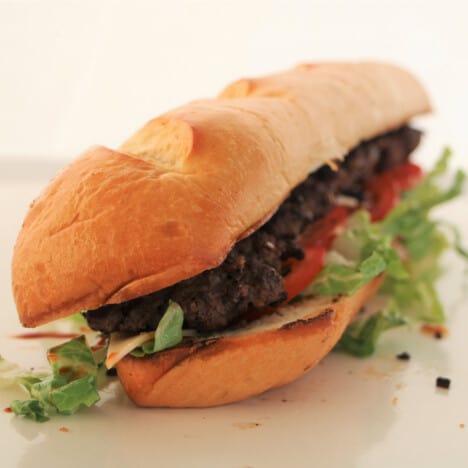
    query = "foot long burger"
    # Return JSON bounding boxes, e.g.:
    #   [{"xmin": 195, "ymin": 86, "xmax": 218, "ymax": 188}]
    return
[{"xmin": 12, "ymin": 62, "xmax": 461, "ymax": 413}]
